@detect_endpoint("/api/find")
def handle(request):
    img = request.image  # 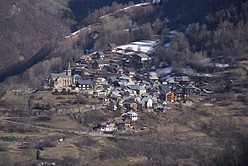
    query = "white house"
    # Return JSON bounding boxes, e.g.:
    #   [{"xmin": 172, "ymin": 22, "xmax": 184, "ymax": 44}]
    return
[
  {"xmin": 122, "ymin": 110, "xmax": 138, "ymax": 121},
  {"xmin": 146, "ymin": 98, "xmax": 153, "ymax": 108},
  {"xmin": 95, "ymin": 123, "xmax": 116, "ymax": 132},
  {"xmin": 140, "ymin": 97, "xmax": 153, "ymax": 108}
]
